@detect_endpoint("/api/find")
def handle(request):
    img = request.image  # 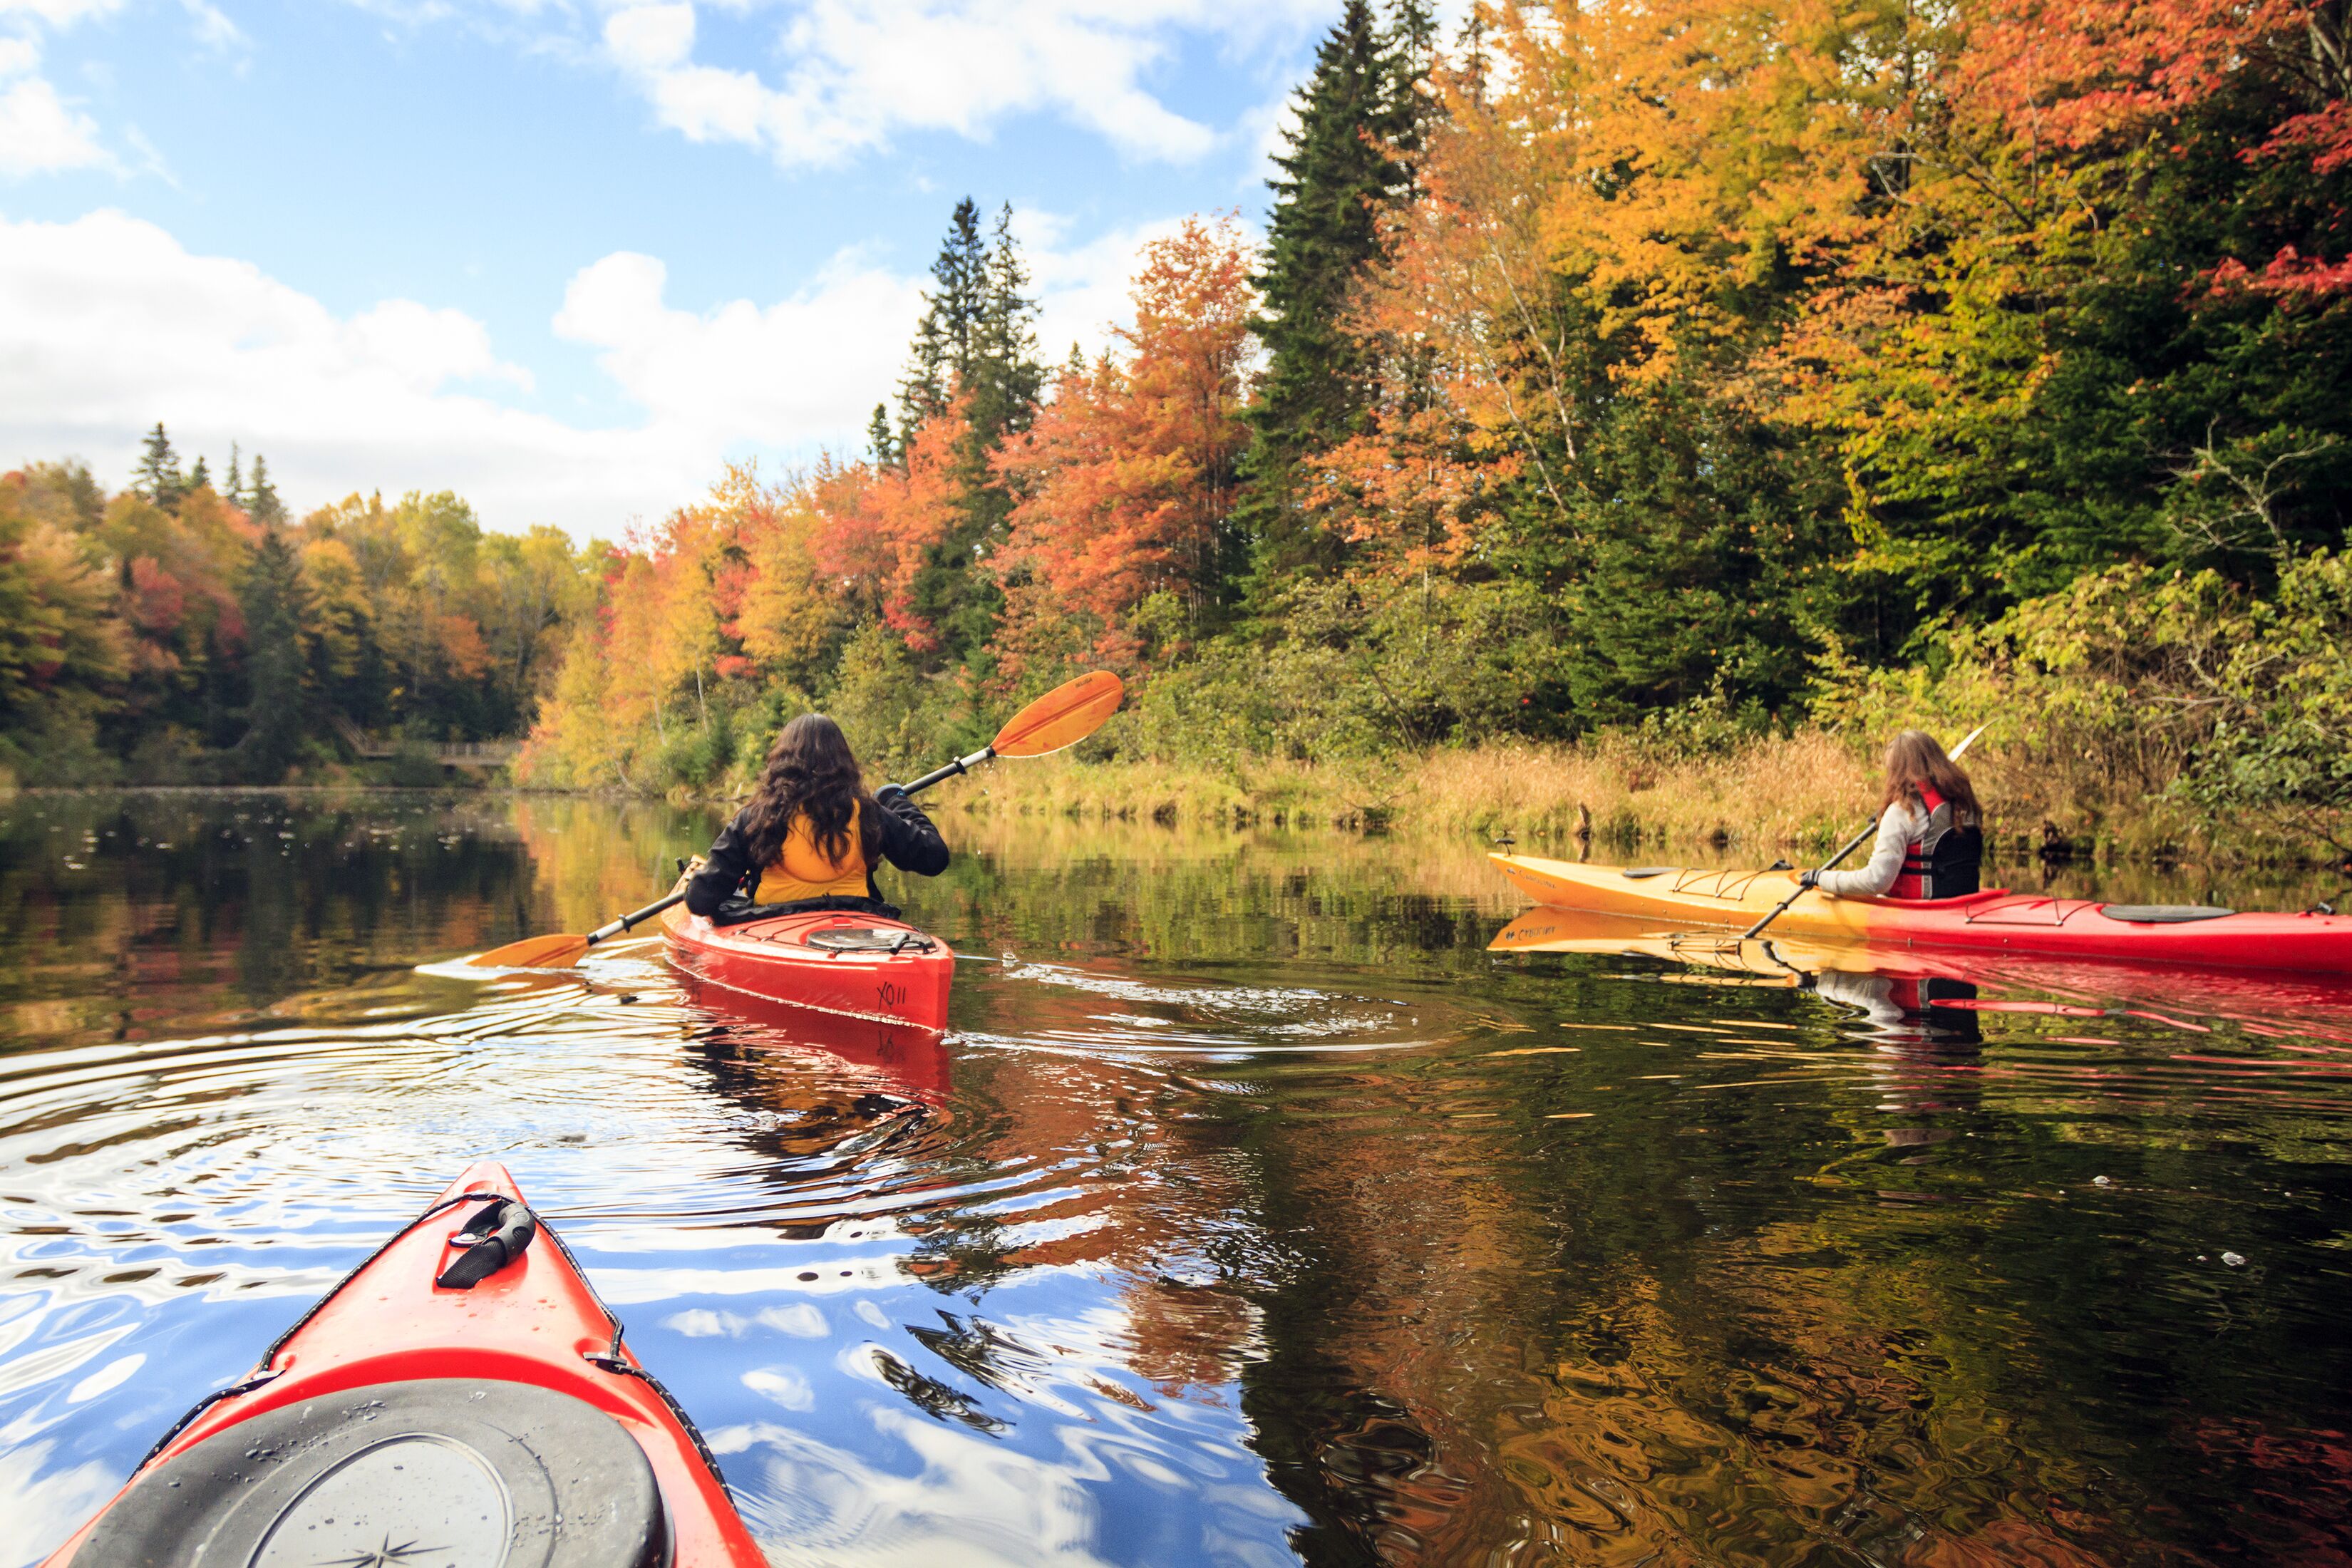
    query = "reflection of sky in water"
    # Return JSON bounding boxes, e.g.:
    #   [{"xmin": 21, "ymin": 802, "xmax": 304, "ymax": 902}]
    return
[{"xmin": 4, "ymin": 793, "xmax": 2352, "ymax": 1566}]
